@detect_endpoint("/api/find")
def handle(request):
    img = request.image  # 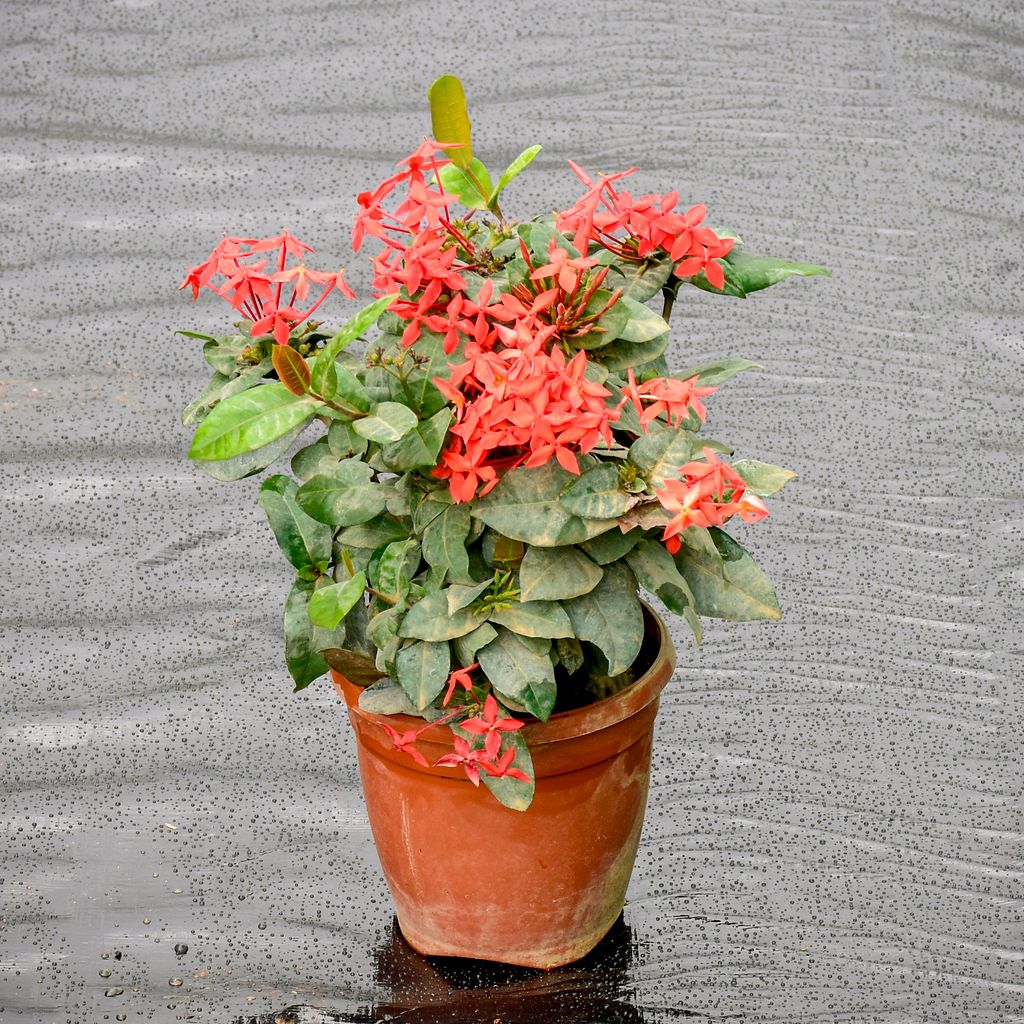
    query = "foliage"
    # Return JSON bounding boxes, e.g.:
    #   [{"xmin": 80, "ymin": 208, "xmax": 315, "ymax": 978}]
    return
[{"xmin": 178, "ymin": 75, "xmax": 826, "ymax": 810}]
